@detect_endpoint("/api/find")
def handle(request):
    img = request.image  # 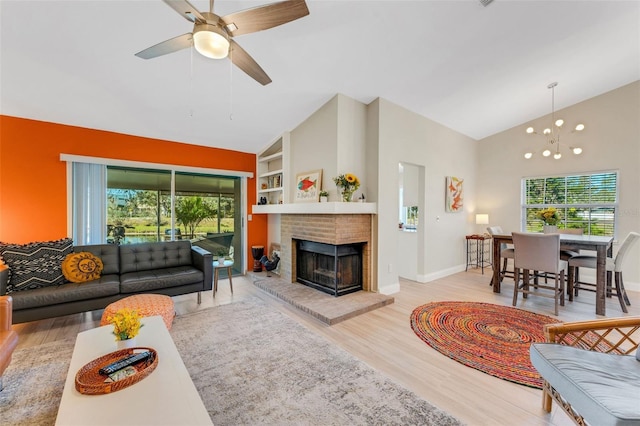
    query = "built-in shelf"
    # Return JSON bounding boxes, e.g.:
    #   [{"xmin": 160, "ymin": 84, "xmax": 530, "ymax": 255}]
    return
[
  {"xmin": 259, "ymin": 169, "xmax": 283, "ymax": 178},
  {"xmin": 258, "ymin": 187, "xmax": 283, "ymax": 193},
  {"xmin": 257, "ymin": 133, "xmax": 289, "ymax": 205},
  {"xmin": 252, "ymin": 202, "xmax": 377, "ymax": 215},
  {"xmin": 258, "ymin": 152, "xmax": 283, "ymax": 163}
]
